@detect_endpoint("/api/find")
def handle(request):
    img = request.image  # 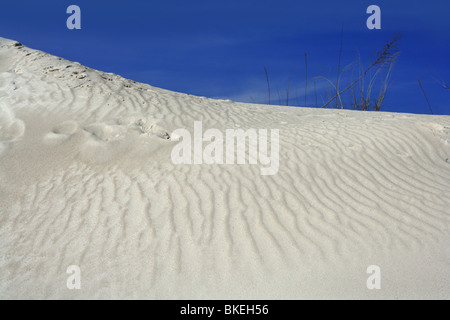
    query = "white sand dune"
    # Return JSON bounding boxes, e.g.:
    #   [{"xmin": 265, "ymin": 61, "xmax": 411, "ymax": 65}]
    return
[{"xmin": 0, "ymin": 37, "xmax": 449, "ymax": 299}]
